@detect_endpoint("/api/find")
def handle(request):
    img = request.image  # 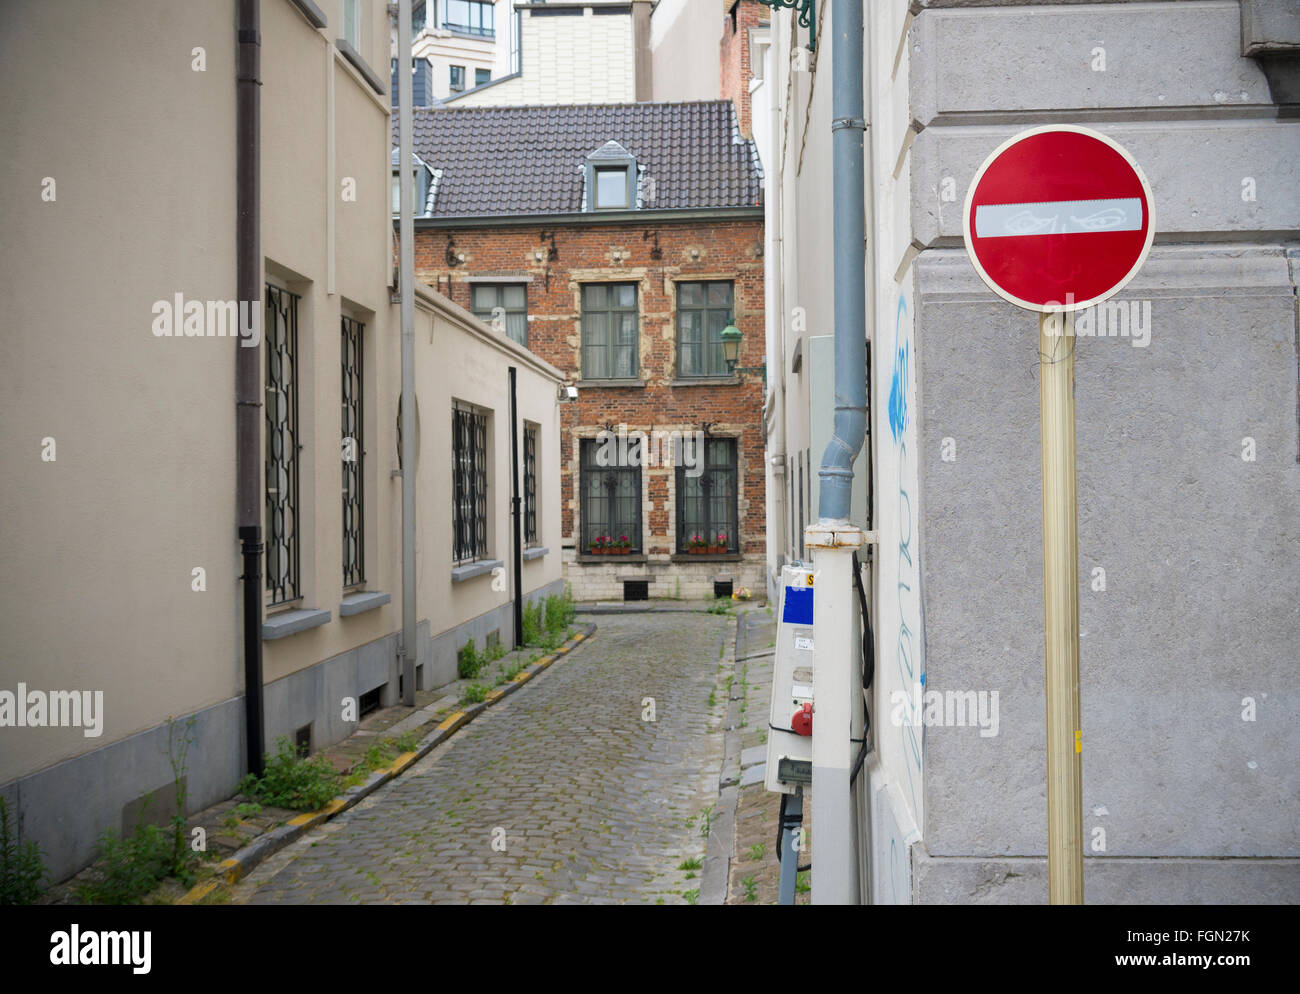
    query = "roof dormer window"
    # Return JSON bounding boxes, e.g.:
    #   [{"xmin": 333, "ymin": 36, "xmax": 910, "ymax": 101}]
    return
[{"xmin": 584, "ymin": 141, "xmax": 637, "ymax": 212}]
